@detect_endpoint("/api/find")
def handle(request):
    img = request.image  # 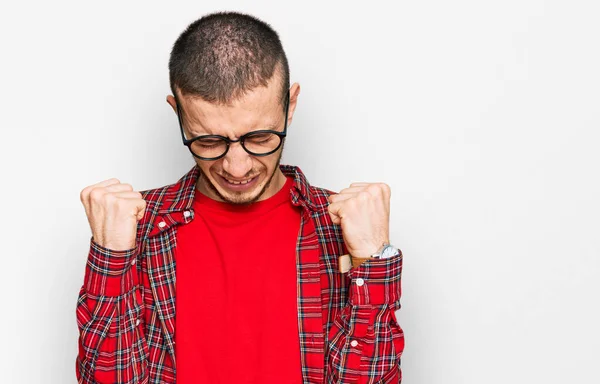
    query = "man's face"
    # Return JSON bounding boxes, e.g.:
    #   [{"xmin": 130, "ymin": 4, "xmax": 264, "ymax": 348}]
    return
[{"xmin": 169, "ymin": 78, "xmax": 300, "ymax": 205}]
